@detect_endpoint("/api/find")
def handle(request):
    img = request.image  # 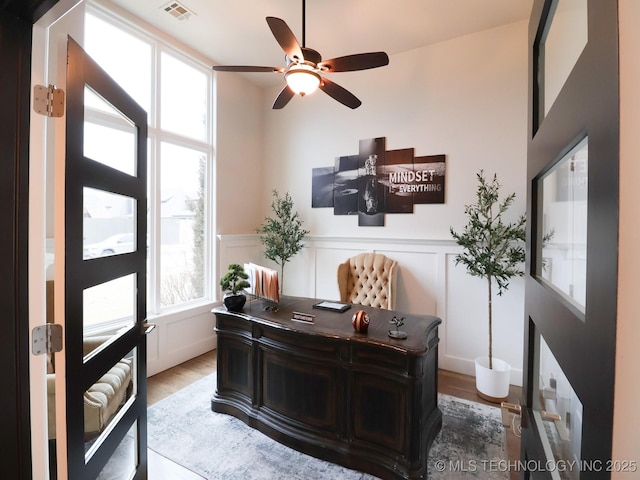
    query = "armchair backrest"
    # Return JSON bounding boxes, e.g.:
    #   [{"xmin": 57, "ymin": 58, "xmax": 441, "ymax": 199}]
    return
[{"xmin": 337, "ymin": 252, "xmax": 398, "ymax": 310}]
